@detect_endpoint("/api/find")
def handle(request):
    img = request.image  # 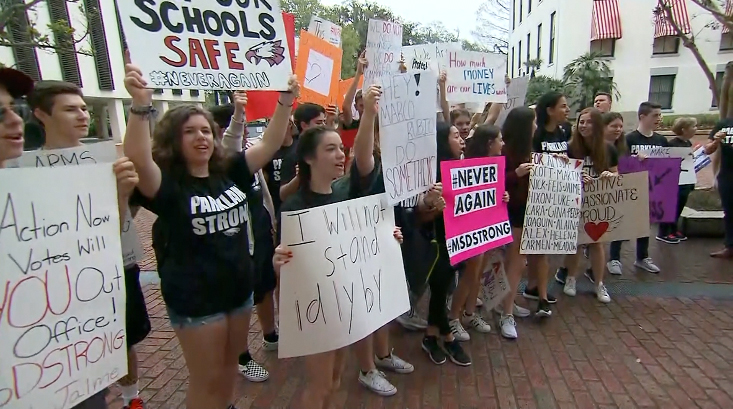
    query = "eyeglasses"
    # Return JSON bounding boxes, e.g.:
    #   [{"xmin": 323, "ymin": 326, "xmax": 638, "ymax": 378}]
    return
[{"xmin": 0, "ymin": 105, "xmax": 24, "ymax": 122}]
